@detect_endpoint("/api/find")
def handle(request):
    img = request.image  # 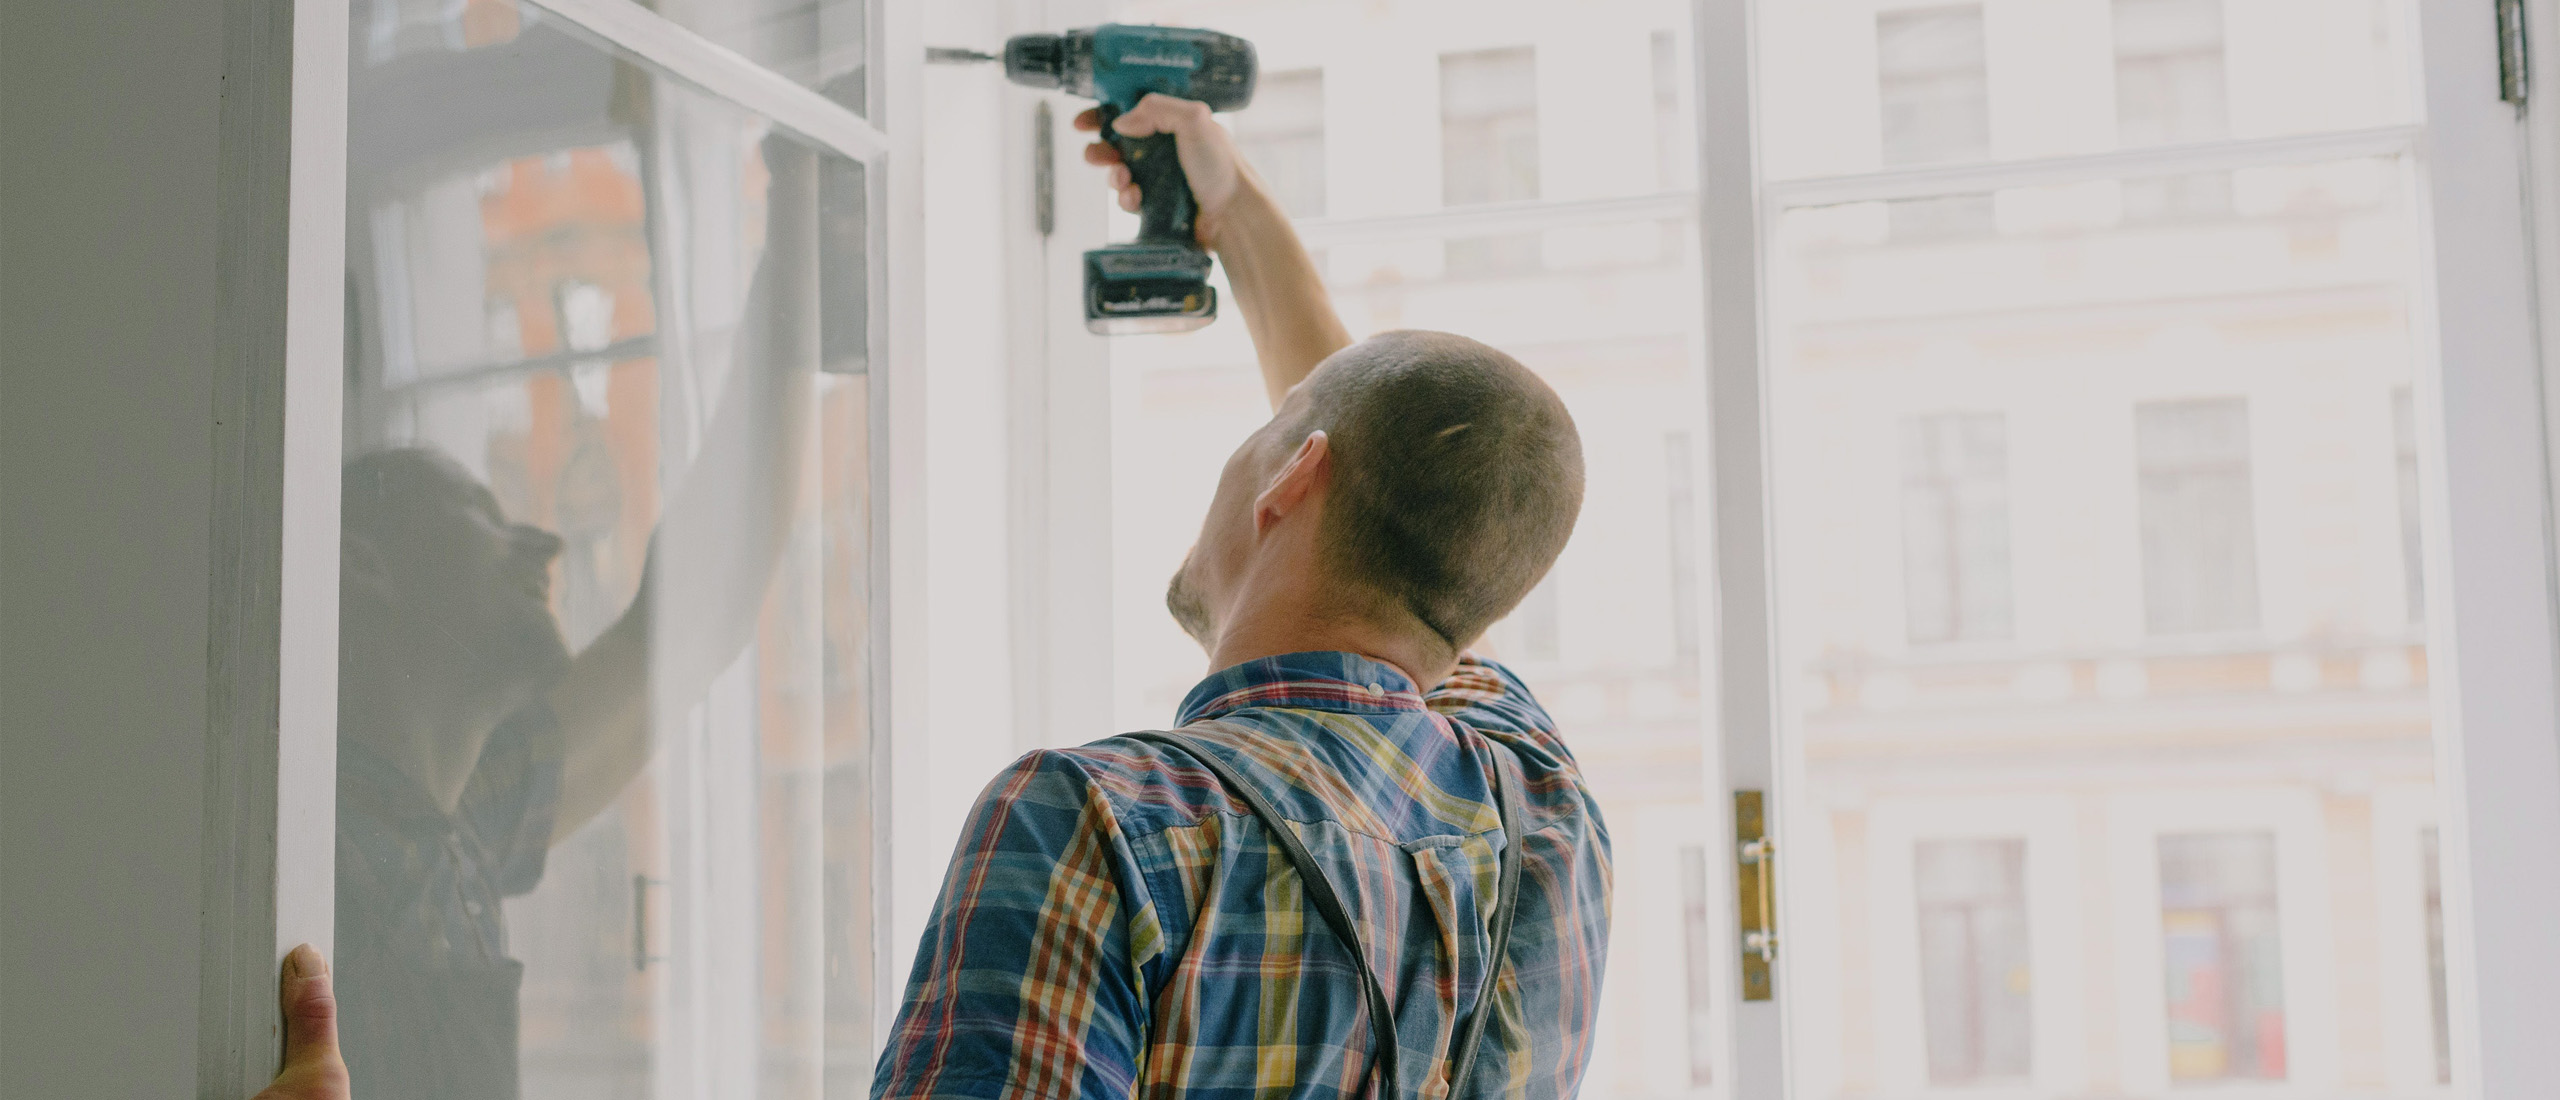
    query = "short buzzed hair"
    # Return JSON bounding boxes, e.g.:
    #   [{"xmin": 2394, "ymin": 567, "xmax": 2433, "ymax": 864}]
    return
[{"xmin": 1294, "ymin": 330, "xmax": 1584, "ymax": 654}]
